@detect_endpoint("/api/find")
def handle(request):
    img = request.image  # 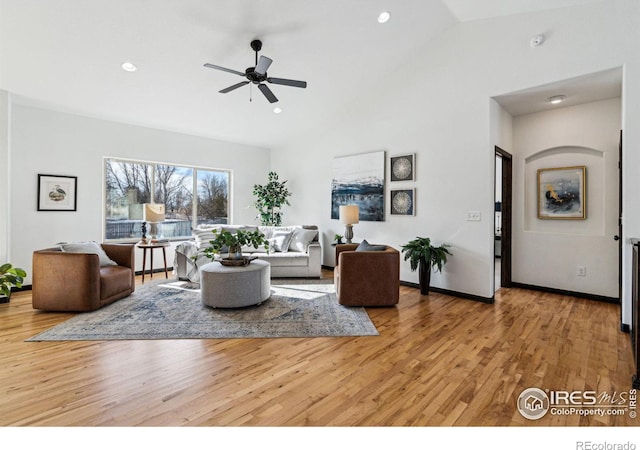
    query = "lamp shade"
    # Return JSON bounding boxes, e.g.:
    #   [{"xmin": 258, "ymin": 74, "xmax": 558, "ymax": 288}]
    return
[
  {"xmin": 339, "ymin": 205, "xmax": 359, "ymax": 225},
  {"xmin": 143, "ymin": 203, "xmax": 165, "ymax": 222}
]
